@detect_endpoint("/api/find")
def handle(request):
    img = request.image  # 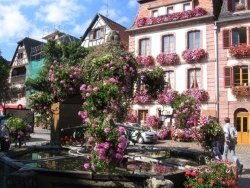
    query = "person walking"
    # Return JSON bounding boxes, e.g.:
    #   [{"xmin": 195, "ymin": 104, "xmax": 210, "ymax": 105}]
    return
[{"xmin": 222, "ymin": 117, "xmax": 243, "ymax": 174}]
